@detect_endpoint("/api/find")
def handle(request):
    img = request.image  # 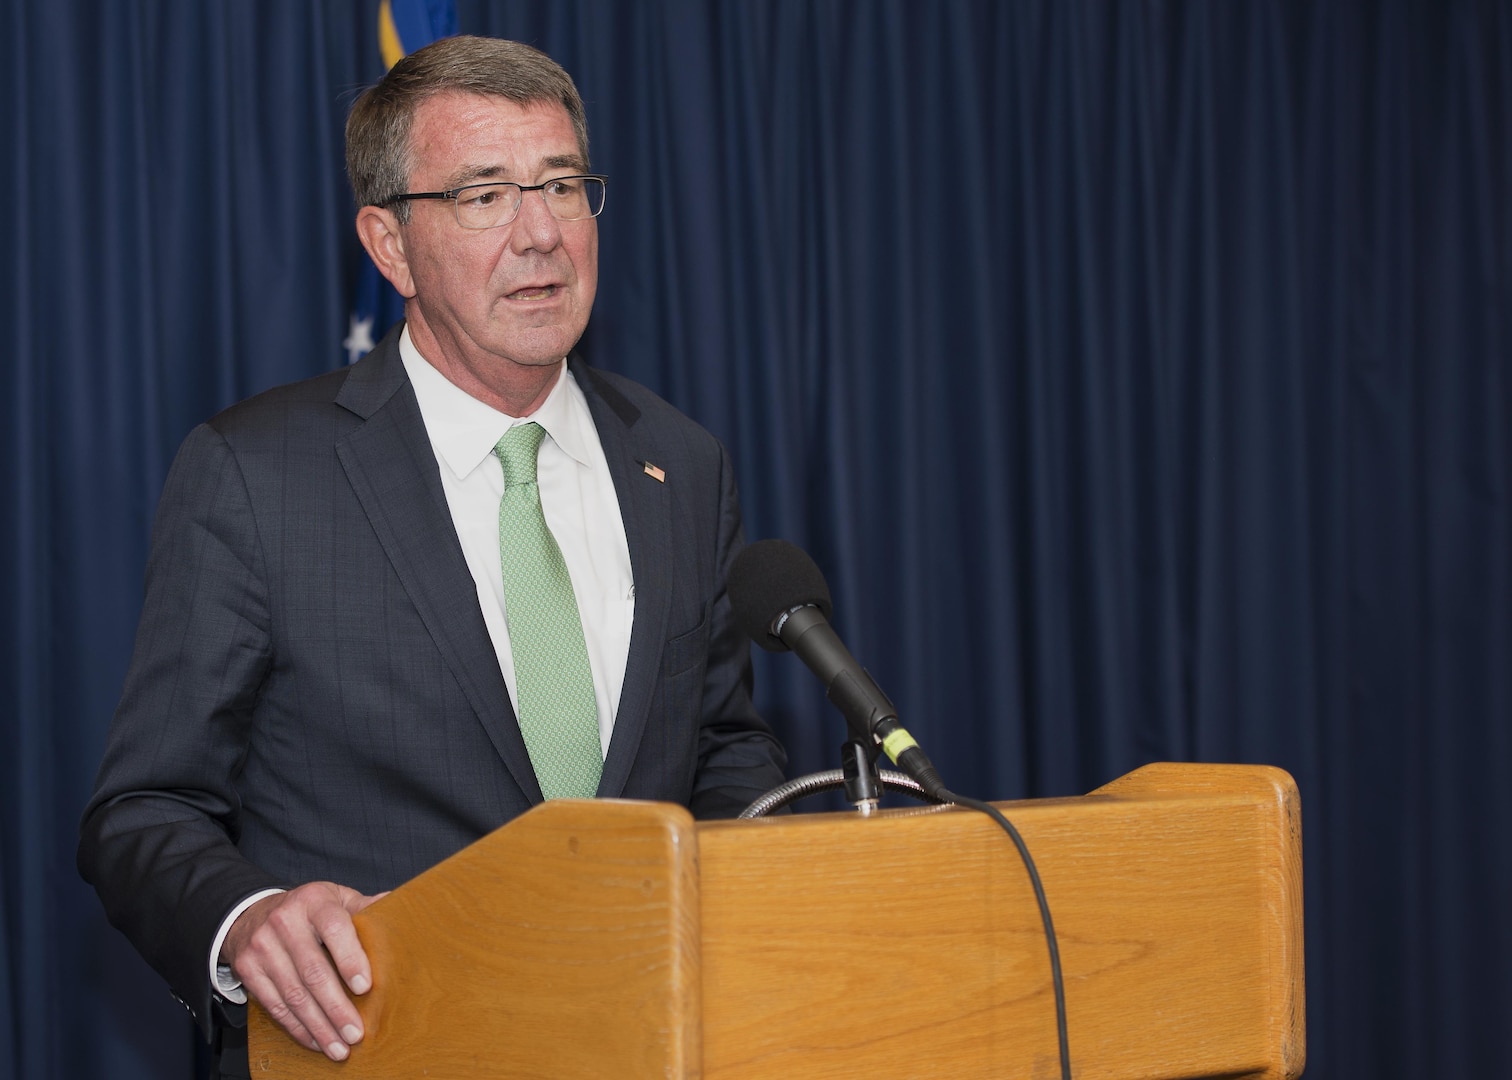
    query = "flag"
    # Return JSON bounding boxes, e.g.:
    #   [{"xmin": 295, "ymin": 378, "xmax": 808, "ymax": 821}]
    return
[{"xmin": 344, "ymin": 0, "xmax": 458, "ymax": 364}]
